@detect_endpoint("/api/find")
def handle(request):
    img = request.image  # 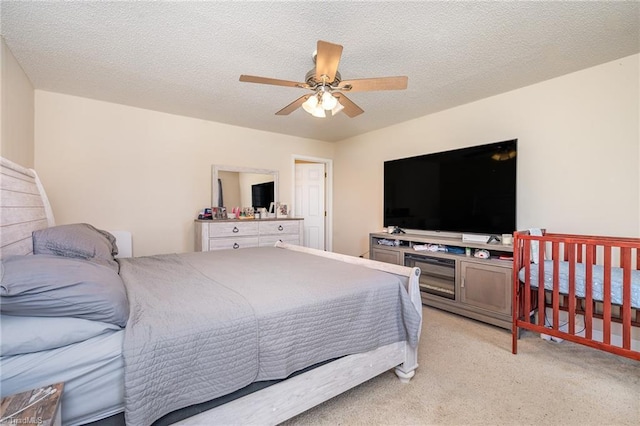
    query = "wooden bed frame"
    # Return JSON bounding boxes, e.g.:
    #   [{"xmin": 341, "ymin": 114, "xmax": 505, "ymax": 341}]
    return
[
  {"xmin": 512, "ymin": 229, "xmax": 640, "ymax": 361},
  {"xmin": 0, "ymin": 156, "xmax": 423, "ymax": 425}
]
